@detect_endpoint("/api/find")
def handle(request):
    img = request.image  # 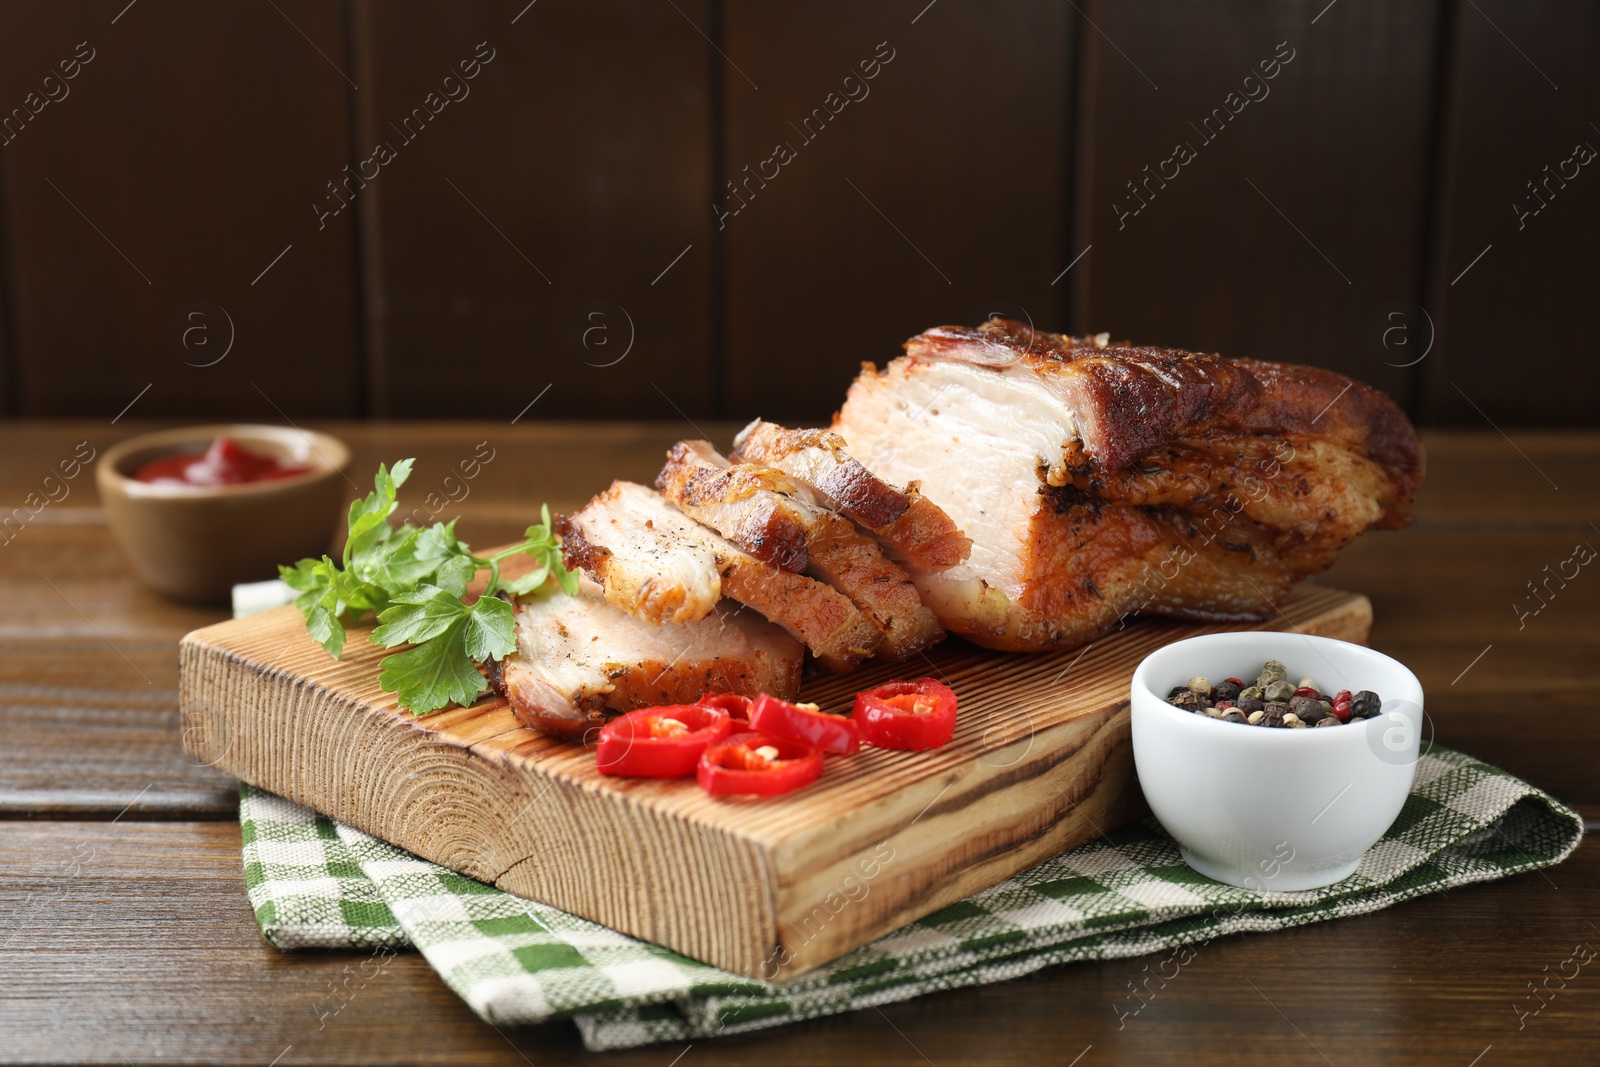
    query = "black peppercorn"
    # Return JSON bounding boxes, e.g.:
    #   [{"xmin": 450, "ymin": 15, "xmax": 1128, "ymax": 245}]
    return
[
  {"xmin": 1212, "ymin": 680, "xmax": 1241, "ymax": 704},
  {"xmin": 1349, "ymin": 690, "xmax": 1383, "ymax": 719},
  {"xmin": 1289, "ymin": 695, "xmax": 1331, "ymax": 723},
  {"xmin": 1262, "ymin": 701, "xmax": 1289, "ymax": 727},
  {"xmin": 1220, "ymin": 709, "xmax": 1247, "ymax": 724},
  {"xmin": 1236, "ymin": 694, "xmax": 1264, "ymax": 714}
]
